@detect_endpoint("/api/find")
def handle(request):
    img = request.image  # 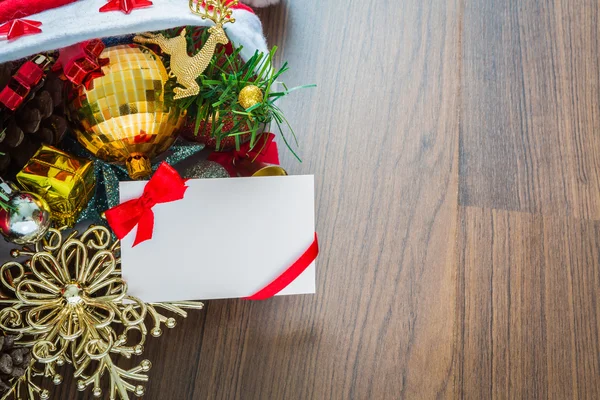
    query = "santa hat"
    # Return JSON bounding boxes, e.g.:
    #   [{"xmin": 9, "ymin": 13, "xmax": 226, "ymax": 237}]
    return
[{"xmin": 0, "ymin": 0, "xmax": 267, "ymax": 63}]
